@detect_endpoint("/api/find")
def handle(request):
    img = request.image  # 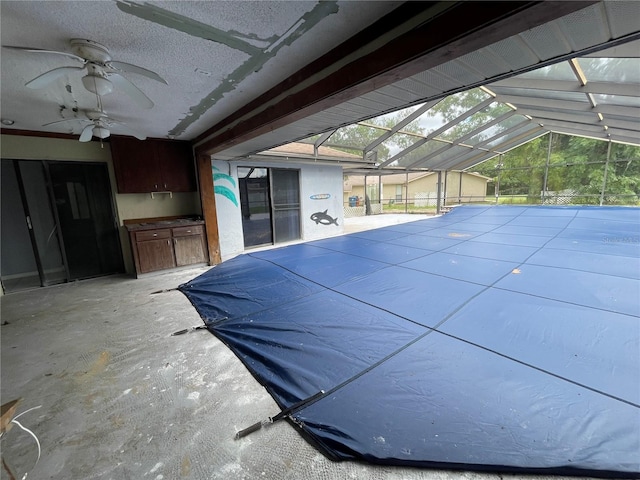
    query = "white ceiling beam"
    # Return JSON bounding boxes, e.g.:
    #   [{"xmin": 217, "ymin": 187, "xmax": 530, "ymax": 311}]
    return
[
  {"xmin": 544, "ymin": 126, "xmax": 640, "ymax": 145},
  {"xmin": 520, "ymin": 109, "xmax": 640, "ymax": 131},
  {"xmin": 490, "ymin": 78, "xmax": 640, "ymax": 97},
  {"xmin": 489, "ymin": 94, "xmax": 640, "ymax": 118}
]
